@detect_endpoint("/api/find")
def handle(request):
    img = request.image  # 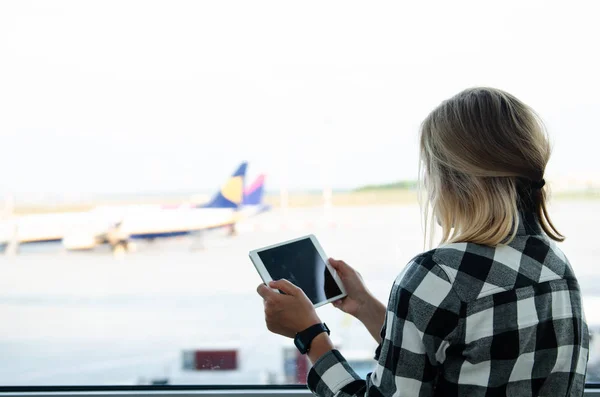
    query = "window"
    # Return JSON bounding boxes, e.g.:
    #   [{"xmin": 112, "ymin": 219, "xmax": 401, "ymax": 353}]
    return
[{"xmin": 0, "ymin": 0, "xmax": 598, "ymax": 390}]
